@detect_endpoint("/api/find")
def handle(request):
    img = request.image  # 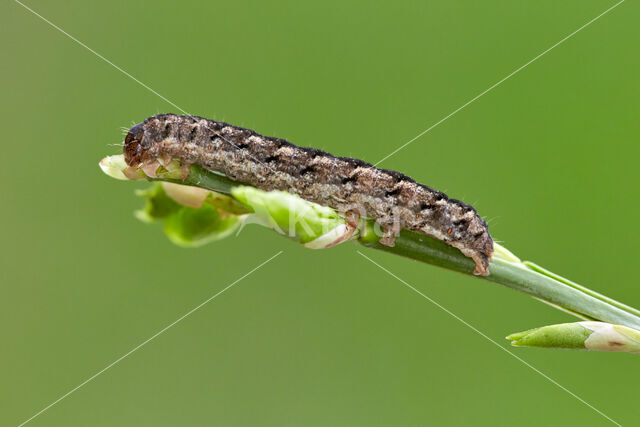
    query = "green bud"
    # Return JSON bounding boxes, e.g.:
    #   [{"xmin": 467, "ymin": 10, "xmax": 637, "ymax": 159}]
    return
[
  {"xmin": 508, "ymin": 322, "xmax": 640, "ymax": 354},
  {"xmin": 507, "ymin": 323, "xmax": 591, "ymax": 349}
]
